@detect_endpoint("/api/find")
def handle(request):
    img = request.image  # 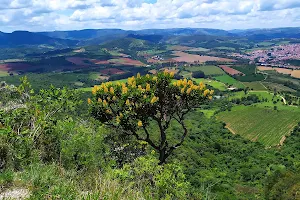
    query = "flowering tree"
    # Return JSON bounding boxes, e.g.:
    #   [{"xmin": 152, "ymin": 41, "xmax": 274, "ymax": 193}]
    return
[{"xmin": 89, "ymin": 72, "xmax": 213, "ymax": 164}]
